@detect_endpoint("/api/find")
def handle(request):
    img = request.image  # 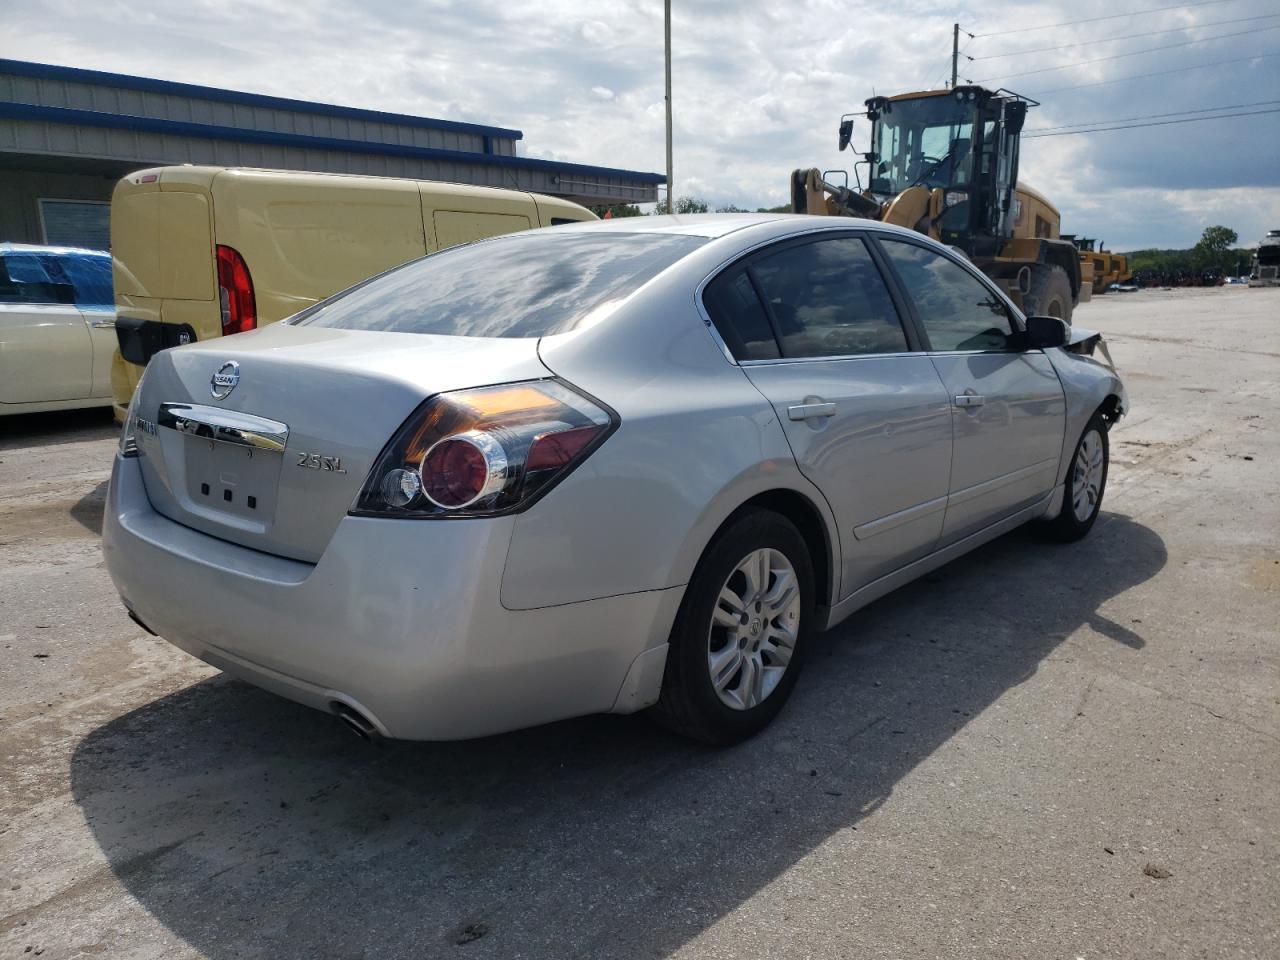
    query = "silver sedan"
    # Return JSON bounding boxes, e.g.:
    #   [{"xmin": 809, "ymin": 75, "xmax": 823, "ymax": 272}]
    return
[{"xmin": 103, "ymin": 215, "xmax": 1126, "ymax": 744}]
